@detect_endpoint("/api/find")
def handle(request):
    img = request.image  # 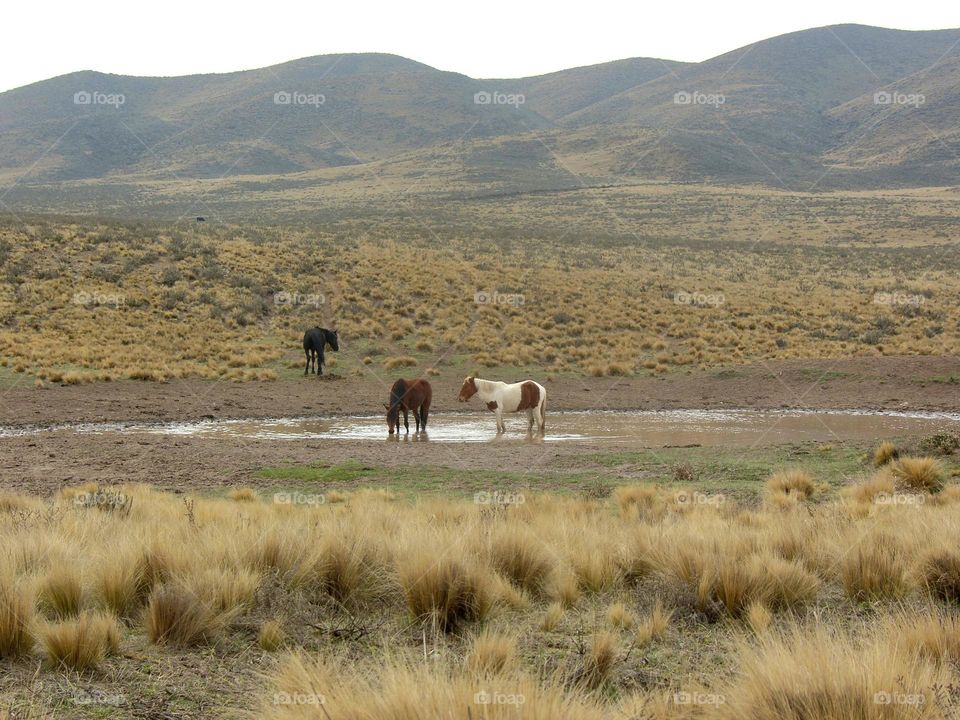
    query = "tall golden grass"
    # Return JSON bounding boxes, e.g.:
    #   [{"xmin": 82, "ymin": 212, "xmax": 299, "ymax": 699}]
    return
[{"xmin": 2, "ymin": 478, "xmax": 960, "ymax": 715}]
